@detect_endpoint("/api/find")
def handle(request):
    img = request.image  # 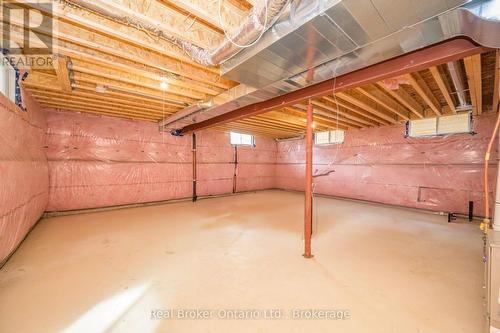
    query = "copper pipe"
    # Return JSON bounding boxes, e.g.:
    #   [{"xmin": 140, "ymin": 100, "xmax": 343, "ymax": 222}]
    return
[
  {"xmin": 484, "ymin": 104, "xmax": 500, "ymax": 227},
  {"xmin": 304, "ymin": 100, "xmax": 313, "ymax": 258}
]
